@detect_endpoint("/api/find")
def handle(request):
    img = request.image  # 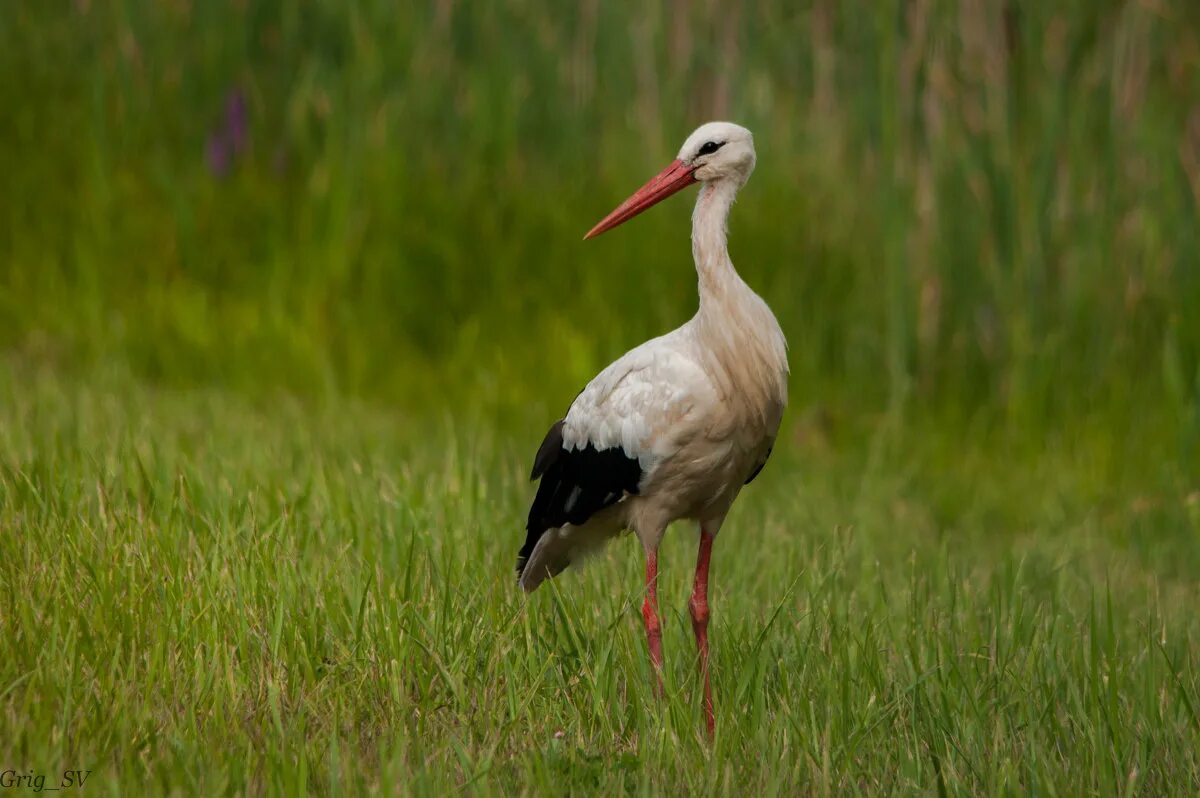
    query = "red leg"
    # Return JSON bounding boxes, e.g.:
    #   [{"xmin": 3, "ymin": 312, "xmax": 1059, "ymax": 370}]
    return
[
  {"xmin": 690, "ymin": 526, "xmax": 716, "ymax": 737},
  {"xmin": 642, "ymin": 547, "xmax": 664, "ymax": 696}
]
